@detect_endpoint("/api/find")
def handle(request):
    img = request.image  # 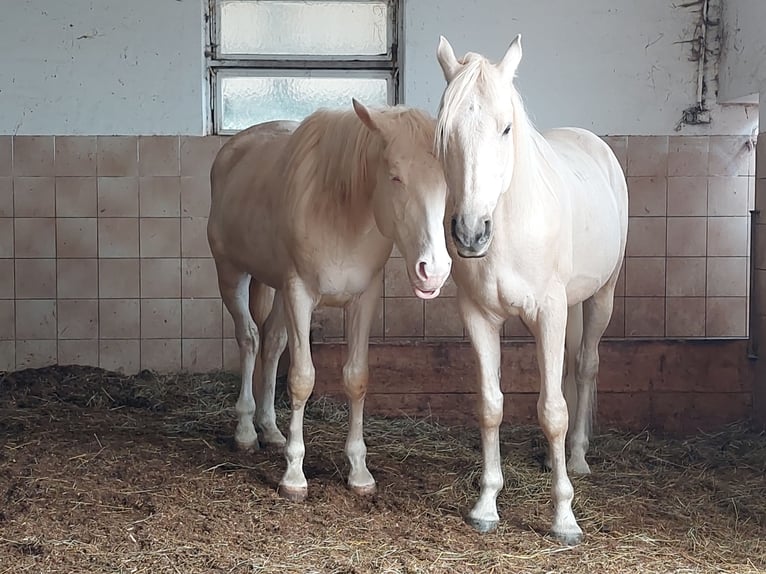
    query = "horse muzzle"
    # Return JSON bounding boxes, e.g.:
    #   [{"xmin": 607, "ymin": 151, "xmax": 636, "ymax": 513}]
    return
[{"xmin": 450, "ymin": 214, "xmax": 493, "ymax": 258}]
